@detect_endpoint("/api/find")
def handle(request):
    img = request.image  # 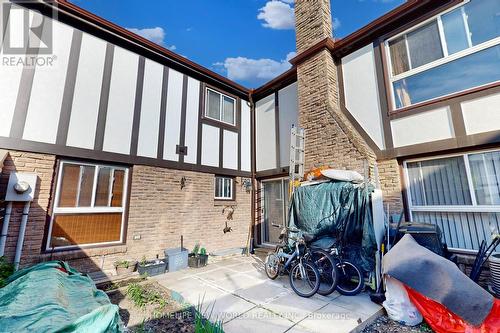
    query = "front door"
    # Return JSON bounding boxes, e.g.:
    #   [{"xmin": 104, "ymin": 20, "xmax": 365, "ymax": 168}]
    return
[{"xmin": 261, "ymin": 178, "xmax": 289, "ymax": 245}]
